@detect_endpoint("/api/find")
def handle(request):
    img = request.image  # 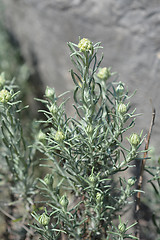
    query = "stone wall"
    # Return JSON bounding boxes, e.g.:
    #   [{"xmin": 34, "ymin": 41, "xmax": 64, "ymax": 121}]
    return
[{"xmin": 1, "ymin": 0, "xmax": 160, "ymax": 153}]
